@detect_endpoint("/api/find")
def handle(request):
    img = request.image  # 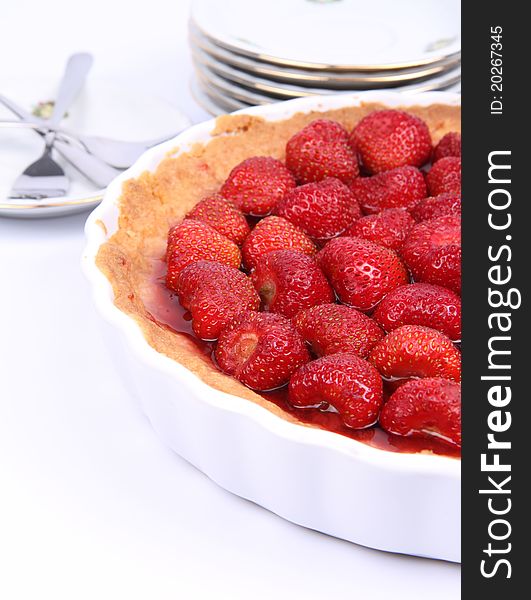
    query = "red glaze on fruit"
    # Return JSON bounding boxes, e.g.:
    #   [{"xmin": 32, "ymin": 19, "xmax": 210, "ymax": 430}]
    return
[
  {"xmin": 220, "ymin": 156, "xmax": 296, "ymax": 216},
  {"xmin": 401, "ymin": 214, "xmax": 461, "ymax": 294},
  {"xmin": 348, "ymin": 166, "xmax": 427, "ymax": 214},
  {"xmin": 317, "ymin": 236, "xmax": 408, "ymax": 311},
  {"xmin": 241, "ymin": 215, "xmax": 317, "ymax": 271},
  {"xmin": 273, "ymin": 177, "xmax": 362, "ymax": 240},
  {"xmin": 379, "ymin": 377, "xmax": 461, "ymax": 447},
  {"xmin": 373, "ymin": 283, "xmax": 461, "ymax": 341},
  {"xmin": 410, "ymin": 193, "xmax": 461, "ymax": 222},
  {"xmin": 187, "ymin": 193, "xmax": 250, "ymax": 245},
  {"xmin": 252, "ymin": 249, "xmax": 334, "ymax": 318},
  {"xmin": 343, "ymin": 208, "xmax": 415, "ymax": 251},
  {"xmin": 165, "ymin": 219, "xmax": 242, "ymax": 290},
  {"xmin": 426, "ymin": 156, "xmax": 461, "ymax": 195},
  {"xmin": 350, "ymin": 109, "xmax": 432, "ymax": 174},
  {"xmin": 368, "ymin": 325, "xmax": 461, "ymax": 383},
  {"xmin": 433, "ymin": 132, "xmax": 461, "ymax": 163},
  {"xmin": 215, "ymin": 310, "xmax": 310, "ymax": 391},
  {"xmin": 285, "ymin": 118, "xmax": 360, "ymax": 184},
  {"xmin": 289, "ymin": 353, "xmax": 384, "ymax": 429},
  {"xmin": 294, "ymin": 303, "xmax": 384, "ymax": 358},
  {"xmin": 175, "ymin": 261, "xmax": 259, "ymax": 340}
]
